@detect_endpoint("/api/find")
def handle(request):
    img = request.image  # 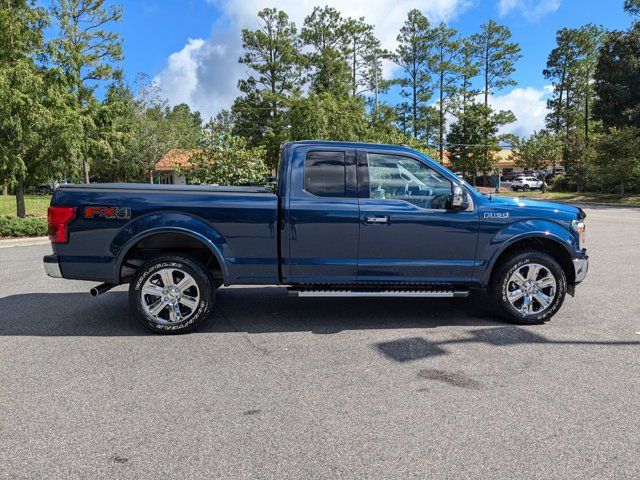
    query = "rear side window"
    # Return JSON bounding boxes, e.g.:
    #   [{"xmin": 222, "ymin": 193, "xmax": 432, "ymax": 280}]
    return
[{"xmin": 304, "ymin": 151, "xmax": 346, "ymax": 197}]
